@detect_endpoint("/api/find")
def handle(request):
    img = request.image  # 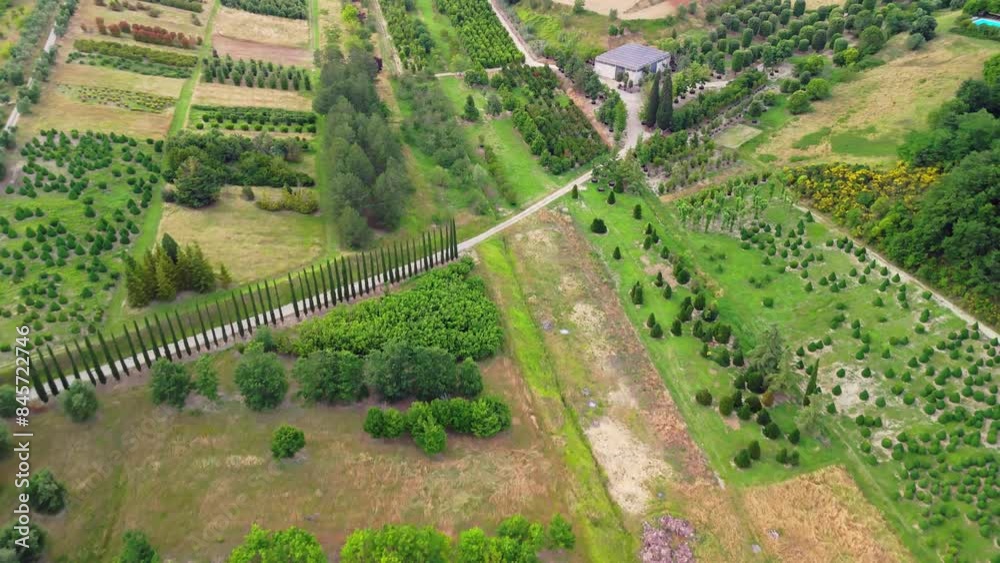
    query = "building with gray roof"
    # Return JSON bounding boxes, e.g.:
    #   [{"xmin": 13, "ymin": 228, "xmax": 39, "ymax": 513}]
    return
[{"xmin": 594, "ymin": 43, "xmax": 671, "ymax": 84}]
